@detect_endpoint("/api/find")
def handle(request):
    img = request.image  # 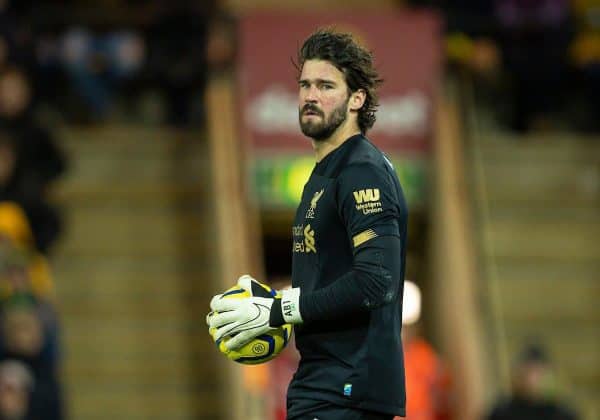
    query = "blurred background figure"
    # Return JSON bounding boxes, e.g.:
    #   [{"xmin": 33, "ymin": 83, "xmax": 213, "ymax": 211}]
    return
[
  {"xmin": 143, "ymin": 0, "xmax": 214, "ymax": 127},
  {"xmin": 485, "ymin": 344, "xmax": 579, "ymax": 420},
  {"xmin": 0, "ymin": 360, "xmax": 34, "ymax": 420},
  {"xmin": 495, "ymin": 0, "xmax": 573, "ymax": 132},
  {"xmin": 570, "ymin": 0, "xmax": 600, "ymax": 132},
  {"xmin": 0, "ymin": 67, "xmax": 67, "ymax": 254},
  {"xmin": 395, "ymin": 281, "xmax": 453, "ymax": 420},
  {"xmin": 61, "ymin": 27, "xmax": 145, "ymax": 122}
]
